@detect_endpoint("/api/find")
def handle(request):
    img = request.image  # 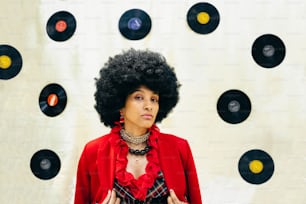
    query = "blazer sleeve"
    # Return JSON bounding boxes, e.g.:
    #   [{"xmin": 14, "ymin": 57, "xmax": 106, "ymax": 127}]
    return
[
  {"xmin": 181, "ymin": 140, "xmax": 202, "ymax": 204},
  {"xmin": 74, "ymin": 144, "xmax": 91, "ymax": 204}
]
